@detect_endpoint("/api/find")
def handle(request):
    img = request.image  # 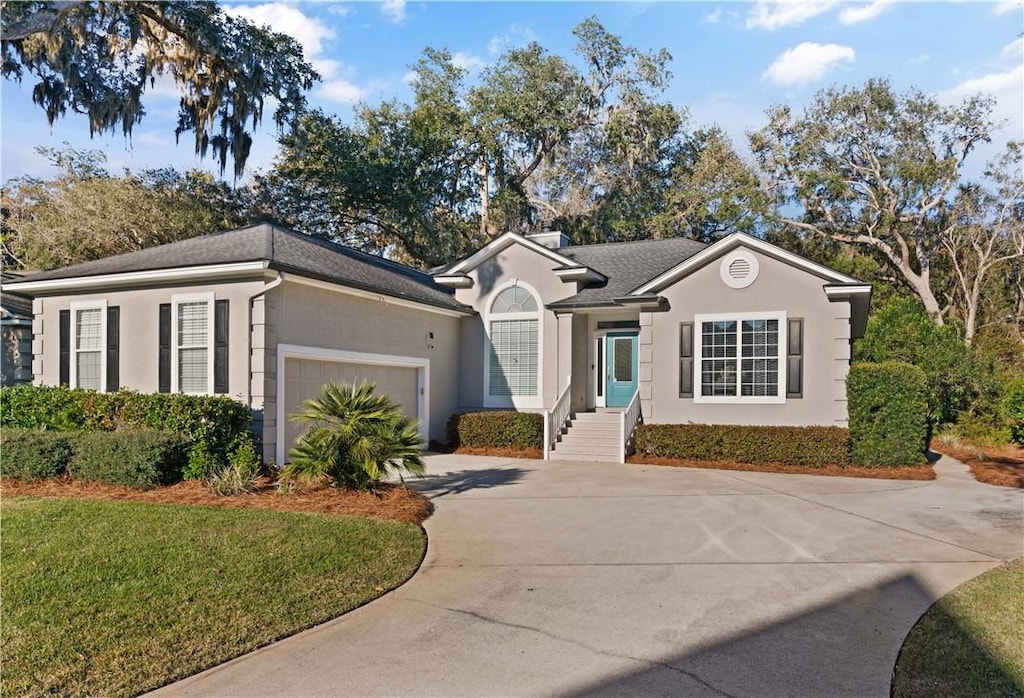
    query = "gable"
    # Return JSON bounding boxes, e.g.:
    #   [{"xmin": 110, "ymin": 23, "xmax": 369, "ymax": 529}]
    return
[
  {"xmin": 445, "ymin": 232, "xmax": 578, "ymax": 275},
  {"xmin": 453, "ymin": 241, "xmax": 580, "ymax": 310},
  {"xmin": 632, "ymin": 232, "xmax": 859, "ymax": 295}
]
